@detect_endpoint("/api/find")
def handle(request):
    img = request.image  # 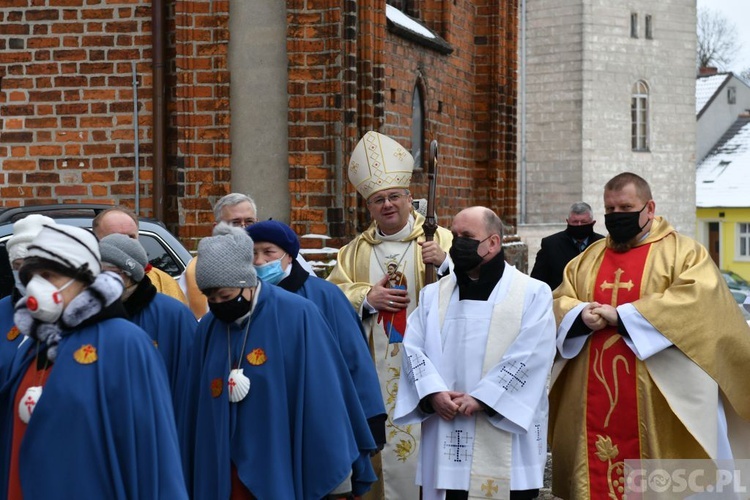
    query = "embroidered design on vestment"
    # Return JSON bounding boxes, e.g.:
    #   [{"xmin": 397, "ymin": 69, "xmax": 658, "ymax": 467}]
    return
[
  {"xmin": 406, "ymin": 353, "xmax": 427, "ymax": 383},
  {"xmin": 481, "ymin": 479, "xmax": 500, "ymax": 498},
  {"xmin": 595, "ymin": 434, "xmax": 626, "ymax": 499},
  {"xmin": 593, "ymin": 335, "xmax": 631, "ymax": 428},
  {"xmin": 497, "ymin": 360, "xmax": 528, "ymax": 392},
  {"xmin": 443, "ymin": 429, "xmax": 473, "ymax": 463}
]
